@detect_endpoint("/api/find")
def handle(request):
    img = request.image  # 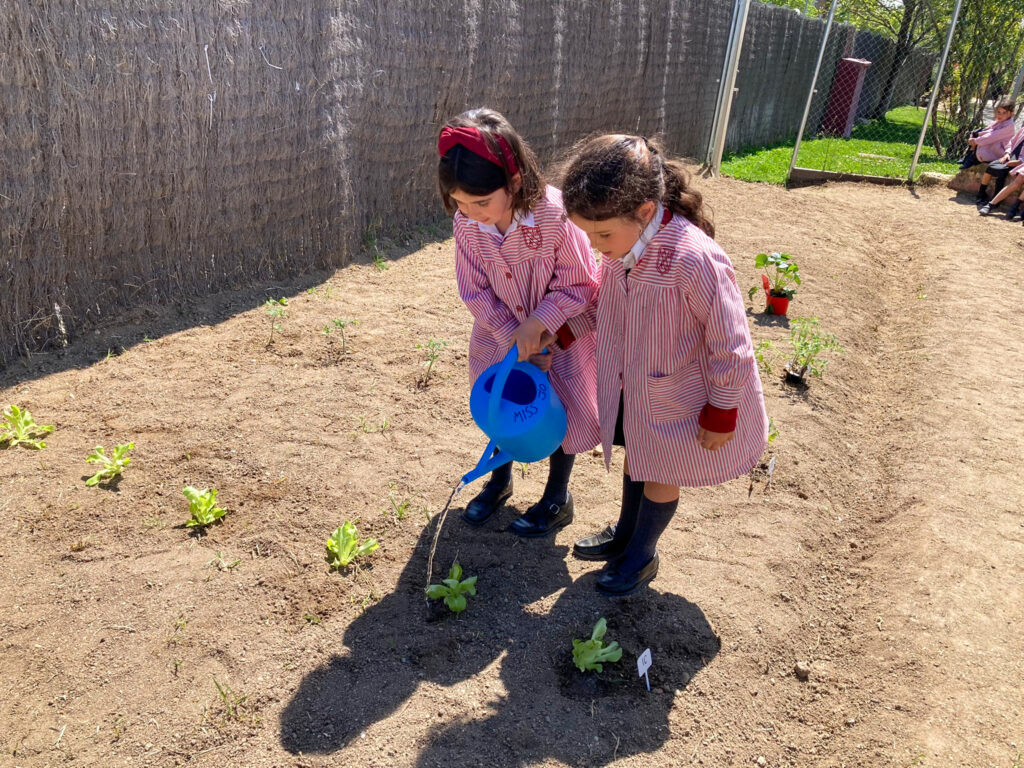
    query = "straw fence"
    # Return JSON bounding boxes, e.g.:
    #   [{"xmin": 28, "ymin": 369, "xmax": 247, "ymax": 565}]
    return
[{"xmin": 0, "ymin": 0, "xmax": 933, "ymax": 365}]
